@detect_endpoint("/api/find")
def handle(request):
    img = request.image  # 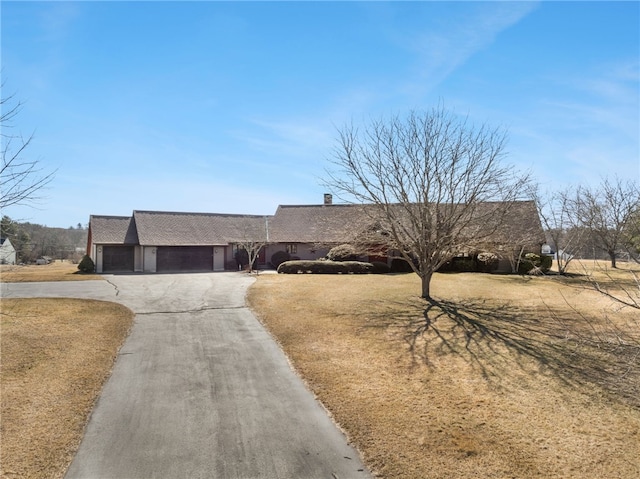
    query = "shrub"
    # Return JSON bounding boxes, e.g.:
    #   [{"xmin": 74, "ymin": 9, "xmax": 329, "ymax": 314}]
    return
[
  {"xmin": 371, "ymin": 261, "xmax": 391, "ymax": 274},
  {"xmin": 77, "ymin": 255, "xmax": 95, "ymax": 273},
  {"xmin": 277, "ymin": 260, "xmax": 373, "ymax": 274},
  {"xmin": 518, "ymin": 252, "xmax": 552, "ymax": 275},
  {"xmin": 390, "ymin": 258, "xmax": 414, "ymax": 273},
  {"xmin": 235, "ymin": 248, "xmax": 249, "ymax": 267},
  {"xmin": 476, "ymin": 252, "xmax": 499, "ymax": 273},
  {"xmin": 326, "ymin": 244, "xmax": 358, "ymax": 262},
  {"xmin": 453, "ymin": 258, "xmax": 477, "ymax": 272},
  {"xmin": 270, "ymin": 250, "xmax": 291, "ymax": 268}
]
